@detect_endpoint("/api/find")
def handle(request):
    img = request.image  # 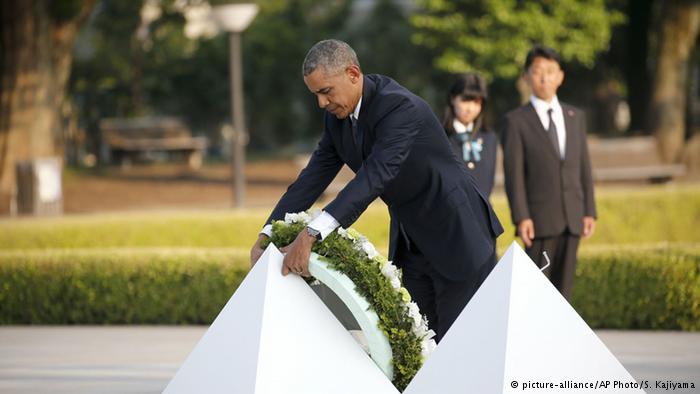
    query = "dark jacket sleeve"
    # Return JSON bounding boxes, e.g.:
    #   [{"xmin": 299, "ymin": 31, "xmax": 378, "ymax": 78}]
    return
[
  {"xmin": 265, "ymin": 128, "xmax": 343, "ymax": 225},
  {"xmin": 500, "ymin": 114, "xmax": 530, "ymax": 225},
  {"xmin": 481, "ymin": 131, "xmax": 498, "ymax": 198},
  {"xmin": 579, "ymin": 115, "xmax": 597, "ymax": 218},
  {"xmin": 325, "ymin": 95, "xmax": 420, "ymax": 227}
]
